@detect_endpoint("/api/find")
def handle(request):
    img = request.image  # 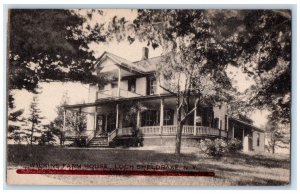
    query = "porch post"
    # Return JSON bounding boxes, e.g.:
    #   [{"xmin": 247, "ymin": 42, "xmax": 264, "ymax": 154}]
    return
[
  {"xmin": 117, "ymin": 67, "xmax": 121, "ymax": 97},
  {"xmin": 94, "ymin": 107, "xmax": 97, "ymax": 137},
  {"xmin": 137, "ymin": 109, "xmax": 141, "ymax": 128},
  {"xmin": 105, "ymin": 114, "xmax": 108, "ymax": 134},
  {"xmin": 119, "ymin": 111, "xmax": 123, "ymax": 135},
  {"xmin": 193, "ymin": 101, "xmax": 197, "ymax": 136},
  {"xmin": 116, "ymin": 103, "xmax": 119, "ymax": 129},
  {"xmin": 160, "ymin": 98, "xmax": 164, "ymax": 135}
]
